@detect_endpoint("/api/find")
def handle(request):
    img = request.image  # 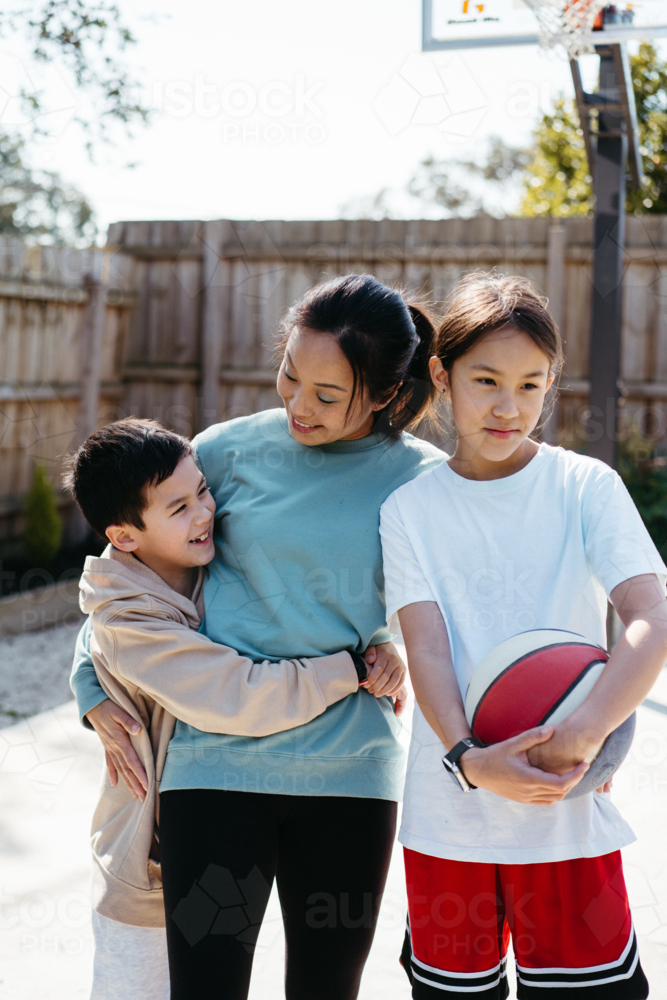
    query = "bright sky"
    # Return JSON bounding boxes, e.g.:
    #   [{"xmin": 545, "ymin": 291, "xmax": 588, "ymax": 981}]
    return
[{"xmin": 5, "ymin": 0, "xmax": 664, "ymax": 235}]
